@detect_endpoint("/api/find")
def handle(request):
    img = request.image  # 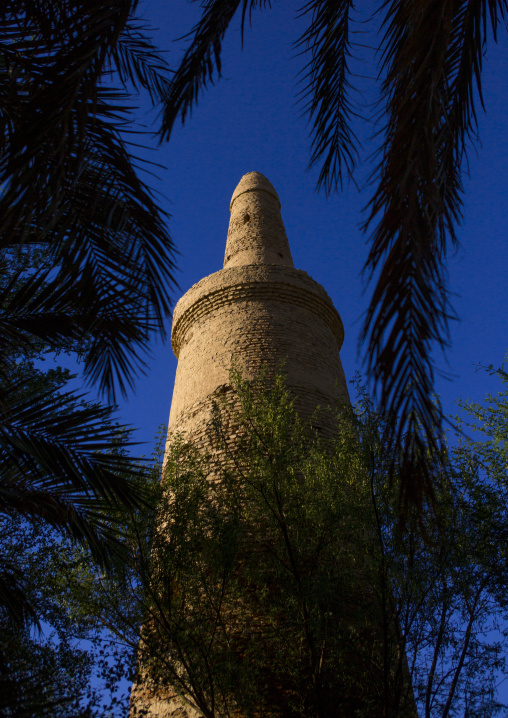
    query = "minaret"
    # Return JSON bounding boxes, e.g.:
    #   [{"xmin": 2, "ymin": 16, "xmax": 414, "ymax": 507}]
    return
[
  {"xmin": 167, "ymin": 171, "xmax": 349, "ymax": 452},
  {"xmin": 130, "ymin": 173, "xmax": 353, "ymax": 718}
]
